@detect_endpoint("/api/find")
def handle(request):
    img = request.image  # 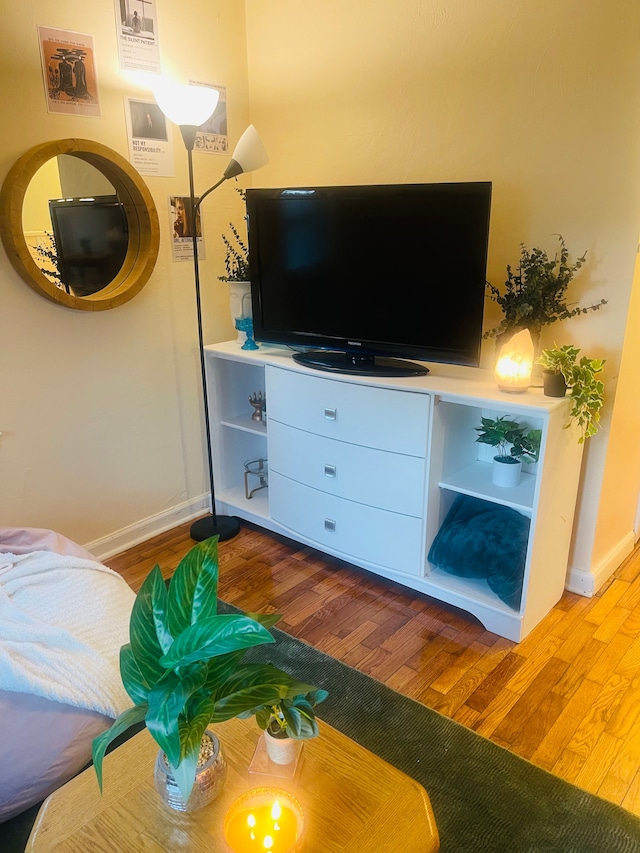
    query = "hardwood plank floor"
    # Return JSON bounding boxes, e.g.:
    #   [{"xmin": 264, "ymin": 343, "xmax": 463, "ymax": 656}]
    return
[{"xmin": 106, "ymin": 519, "xmax": 640, "ymax": 816}]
